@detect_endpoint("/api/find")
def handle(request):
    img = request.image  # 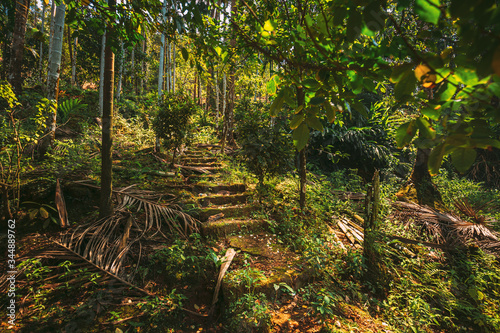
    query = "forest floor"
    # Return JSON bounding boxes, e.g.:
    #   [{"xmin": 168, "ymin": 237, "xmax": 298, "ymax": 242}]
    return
[
  {"xmin": 0, "ymin": 138, "xmax": 398, "ymax": 333},
  {"xmin": 2, "ymin": 115, "xmax": 500, "ymax": 333}
]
